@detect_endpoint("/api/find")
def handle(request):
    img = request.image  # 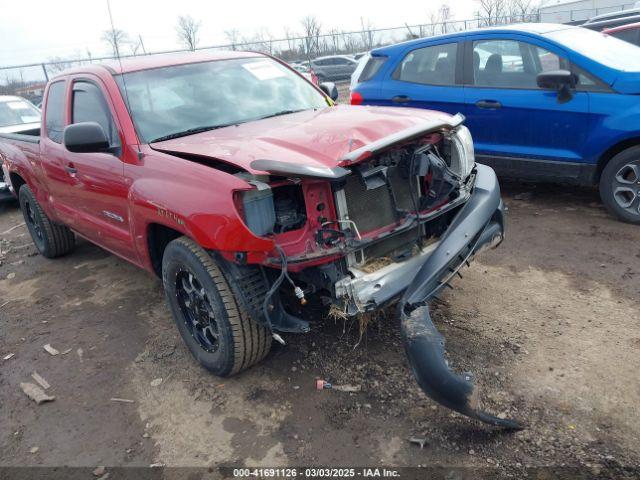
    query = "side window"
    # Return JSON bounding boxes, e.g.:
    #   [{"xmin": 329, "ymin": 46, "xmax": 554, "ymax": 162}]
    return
[
  {"xmin": 395, "ymin": 43, "xmax": 457, "ymax": 86},
  {"xmin": 473, "ymin": 40, "xmax": 571, "ymax": 89},
  {"xmin": 71, "ymin": 81, "xmax": 119, "ymax": 147},
  {"xmin": 45, "ymin": 81, "xmax": 65, "ymax": 144},
  {"xmin": 532, "ymin": 46, "xmax": 565, "ymax": 72},
  {"xmin": 473, "ymin": 40, "xmax": 528, "ymax": 88}
]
